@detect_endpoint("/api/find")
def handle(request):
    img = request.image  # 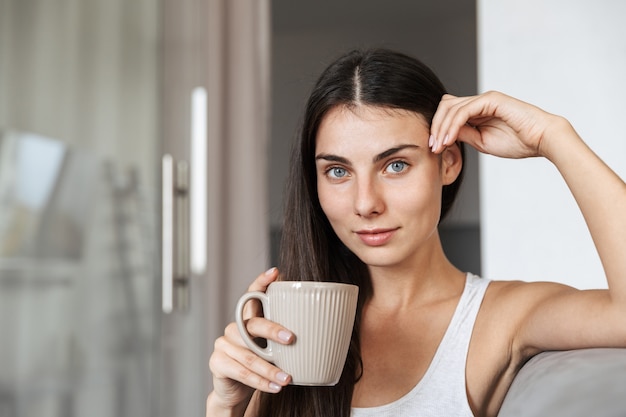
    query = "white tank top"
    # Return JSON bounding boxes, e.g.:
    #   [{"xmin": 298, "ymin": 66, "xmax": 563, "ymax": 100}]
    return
[{"xmin": 351, "ymin": 273, "xmax": 490, "ymax": 417}]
